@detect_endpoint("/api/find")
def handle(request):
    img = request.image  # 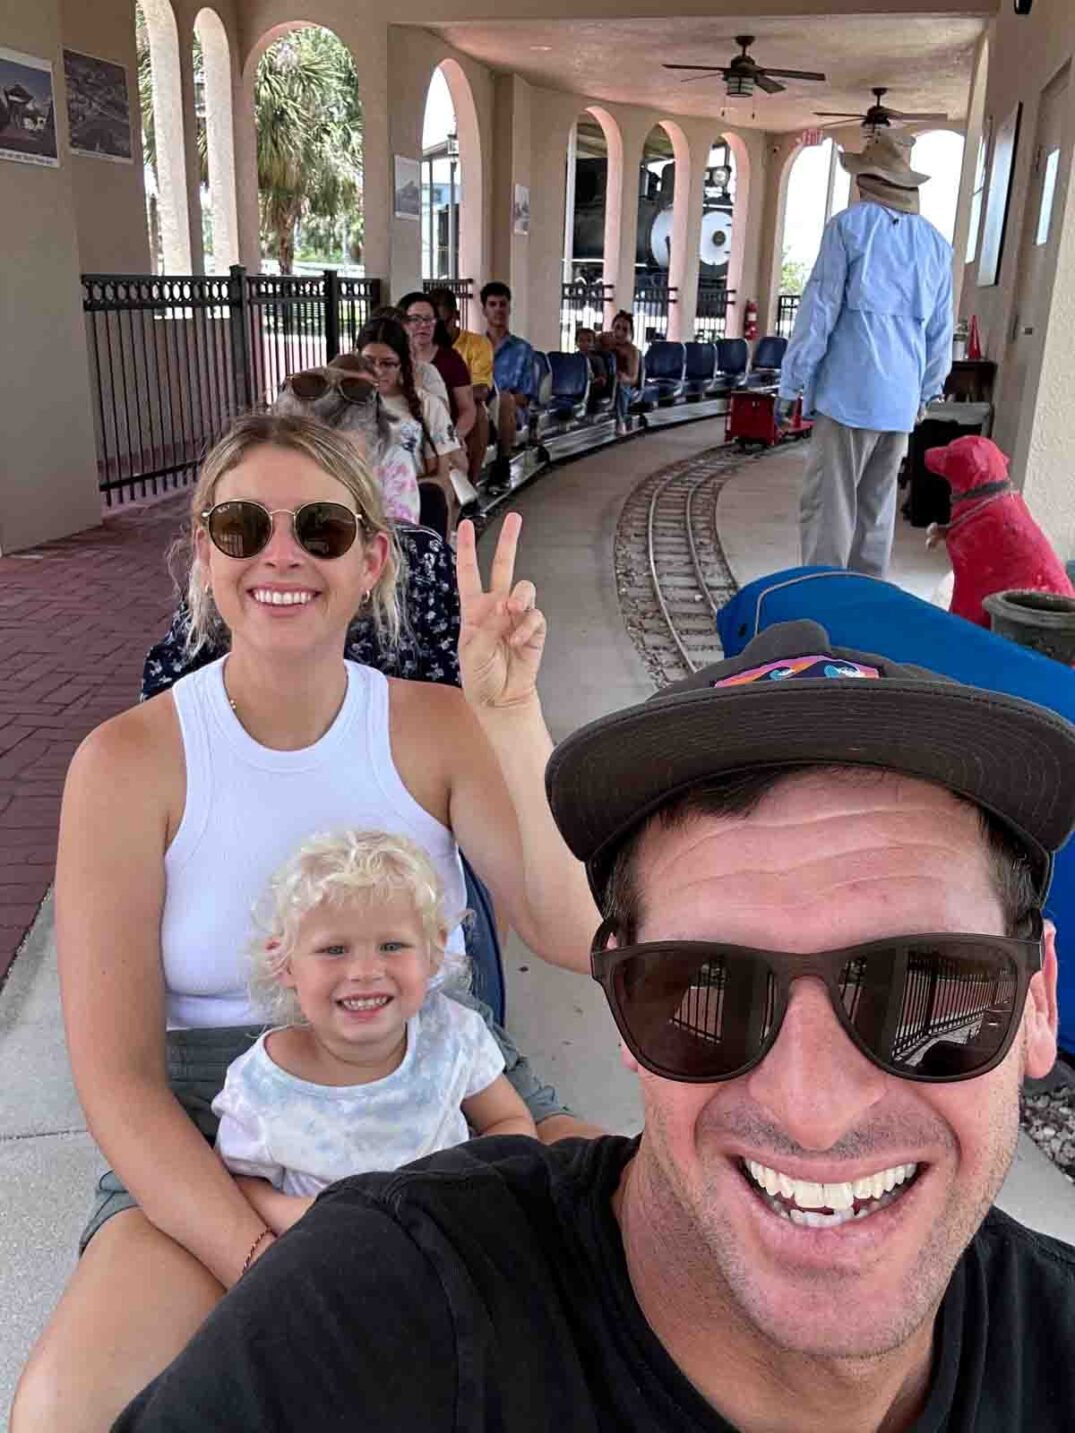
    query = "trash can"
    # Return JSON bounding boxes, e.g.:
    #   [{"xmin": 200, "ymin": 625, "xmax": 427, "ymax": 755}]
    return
[
  {"xmin": 905, "ymin": 400, "xmax": 992, "ymax": 527},
  {"xmin": 983, "ymin": 589, "xmax": 1075, "ymax": 666}
]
